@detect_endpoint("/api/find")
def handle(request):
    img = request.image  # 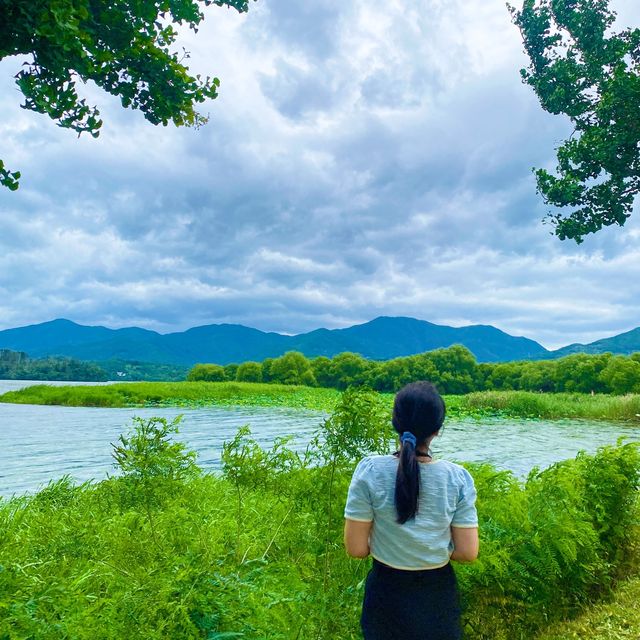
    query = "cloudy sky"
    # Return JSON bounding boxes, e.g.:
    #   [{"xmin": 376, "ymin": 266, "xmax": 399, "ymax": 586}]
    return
[{"xmin": 1, "ymin": 0, "xmax": 639, "ymax": 349}]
